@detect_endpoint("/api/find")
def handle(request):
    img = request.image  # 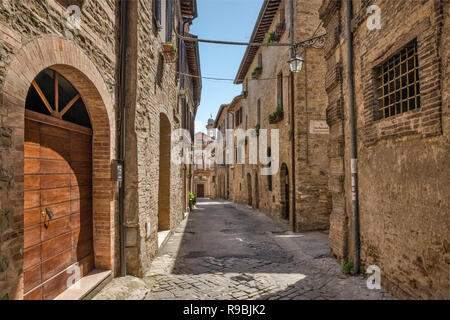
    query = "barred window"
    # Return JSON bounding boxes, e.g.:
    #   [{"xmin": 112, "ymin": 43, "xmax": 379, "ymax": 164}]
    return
[{"xmin": 375, "ymin": 40, "xmax": 421, "ymax": 119}]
